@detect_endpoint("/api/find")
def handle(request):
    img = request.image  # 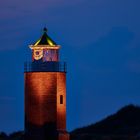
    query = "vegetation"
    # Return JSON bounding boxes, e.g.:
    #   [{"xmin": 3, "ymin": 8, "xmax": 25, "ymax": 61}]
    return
[
  {"xmin": 71, "ymin": 104, "xmax": 140, "ymax": 140},
  {"xmin": 1, "ymin": 104, "xmax": 140, "ymax": 140},
  {"xmin": 0, "ymin": 131, "xmax": 23, "ymax": 140}
]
